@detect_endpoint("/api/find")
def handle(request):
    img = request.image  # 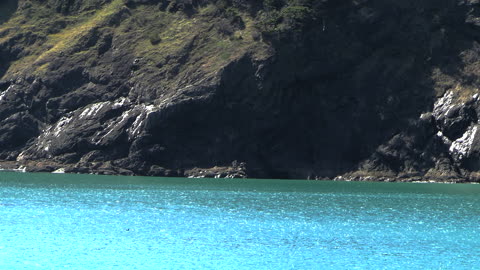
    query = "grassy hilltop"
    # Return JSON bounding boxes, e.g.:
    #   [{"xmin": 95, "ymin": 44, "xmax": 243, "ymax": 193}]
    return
[{"xmin": 0, "ymin": 0, "xmax": 324, "ymax": 80}]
